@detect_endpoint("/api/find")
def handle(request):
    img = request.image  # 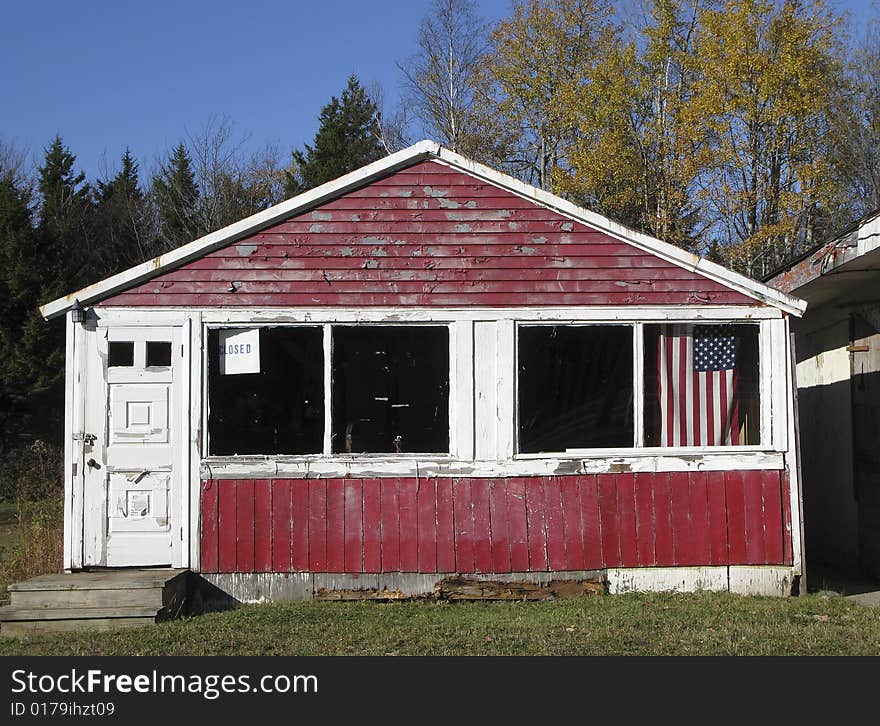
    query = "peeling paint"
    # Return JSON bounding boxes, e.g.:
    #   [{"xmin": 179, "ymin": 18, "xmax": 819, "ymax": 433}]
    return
[
  {"xmin": 423, "ymin": 185, "xmax": 449, "ymax": 198},
  {"xmin": 363, "ymin": 260, "xmax": 379, "ymax": 269},
  {"xmin": 360, "ymin": 236, "xmax": 386, "ymax": 245},
  {"xmin": 532, "ymin": 236, "xmax": 547, "ymax": 245},
  {"xmin": 455, "ymin": 224, "xmax": 472, "ymax": 233},
  {"xmin": 339, "ymin": 247, "xmax": 354, "ymax": 257},
  {"xmin": 508, "ymin": 221, "xmax": 520, "ymax": 231},
  {"xmin": 311, "ymin": 211, "xmax": 332, "ymax": 221},
  {"xmin": 438, "ymin": 198, "xmax": 461, "ymax": 209},
  {"xmin": 560, "ymin": 222, "xmax": 574, "ymax": 231},
  {"xmin": 350, "ymin": 214, "xmax": 360, "ymax": 222},
  {"xmin": 397, "ymin": 189, "xmax": 413, "ymax": 197},
  {"xmin": 308, "ymin": 224, "xmax": 324, "ymax": 233},
  {"xmin": 465, "ymin": 200, "xmax": 477, "ymax": 209},
  {"xmin": 235, "ymin": 244, "xmax": 258, "ymax": 257}
]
